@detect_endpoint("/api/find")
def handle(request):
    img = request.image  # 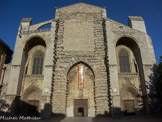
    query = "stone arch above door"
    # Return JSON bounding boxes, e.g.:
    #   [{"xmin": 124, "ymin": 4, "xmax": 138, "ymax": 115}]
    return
[
  {"xmin": 66, "ymin": 60, "xmax": 95, "ymax": 78},
  {"xmin": 21, "ymin": 86, "xmax": 42, "ymax": 116},
  {"xmin": 66, "ymin": 62, "xmax": 95, "ymax": 117},
  {"xmin": 23, "ymin": 86, "xmax": 42, "ymax": 101},
  {"xmin": 120, "ymin": 85, "xmax": 142, "ymax": 113}
]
